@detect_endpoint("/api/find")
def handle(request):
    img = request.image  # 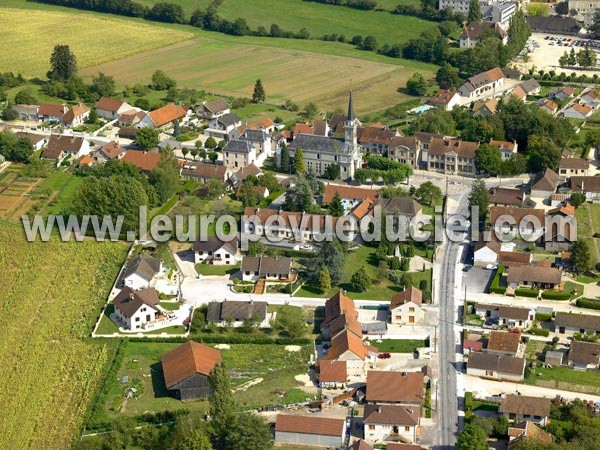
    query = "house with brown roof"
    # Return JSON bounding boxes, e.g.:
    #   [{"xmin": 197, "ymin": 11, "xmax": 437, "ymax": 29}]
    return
[
  {"xmin": 563, "ymin": 103, "xmax": 593, "ymax": 119},
  {"xmin": 358, "ymin": 125, "xmax": 399, "ymax": 154},
  {"xmin": 460, "ymin": 21, "xmax": 507, "ymax": 48},
  {"xmin": 499, "ymin": 305, "xmax": 535, "ymax": 329},
  {"xmin": 559, "ymin": 157, "xmax": 590, "ymax": 178},
  {"xmin": 193, "ymin": 235, "xmax": 240, "ymax": 265},
  {"xmin": 320, "ymin": 328, "xmax": 377, "ymax": 378},
  {"xmin": 363, "ymin": 404, "xmax": 420, "ymax": 444},
  {"xmin": 181, "ymin": 161, "xmax": 230, "ymax": 184},
  {"xmin": 196, "ymin": 98, "xmax": 231, "ymax": 120},
  {"xmin": 206, "ymin": 299, "xmax": 270, "ymax": 328},
  {"xmin": 161, "ymin": 341, "xmax": 222, "ymax": 401},
  {"xmin": 140, "ymin": 103, "xmax": 188, "ymax": 129},
  {"xmin": 95, "ymin": 97, "xmax": 132, "ymax": 120},
  {"xmin": 112, "ymin": 287, "xmax": 161, "ymax": 331},
  {"xmin": 425, "ymin": 137, "xmax": 479, "ymax": 176},
  {"xmin": 62, "ymin": 103, "xmax": 90, "ymax": 127},
  {"xmin": 507, "ymin": 265, "xmax": 562, "ymax": 290},
  {"xmin": 15, "ymin": 132, "xmax": 46, "ymax": 151},
  {"xmin": 567, "ymin": 340, "xmax": 600, "ymax": 369},
  {"xmin": 41, "ymin": 134, "xmax": 90, "ymax": 162},
  {"xmin": 322, "ymin": 184, "xmax": 379, "ymax": 210},
  {"xmin": 580, "ymin": 89, "xmax": 600, "ymax": 109},
  {"xmin": 240, "ymin": 255, "xmax": 293, "ymax": 282},
  {"xmin": 508, "ymin": 421, "xmax": 552, "ymax": 449},
  {"xmin": 531, "ymin": 168, "xmax": 560, "ymax": 201},
  {"xmin": 118, "ymin": 109, "xmax": 145, "ymax": 128},
  {"xmin": 570, "ymin": 175, "xmax": 600, "ymax": 201},
  {"xmin": 37, "ymin": 103, "xmax": 68, "ymax": 123},
  {"xmin": 427, "ymin": 89, "xmax": 461, "ymax": 111},
  {"xmin": 388, "ymin": 136, "xmax": 421, "ymax": 169},
  {"xmin": 549, "ymin": 86, "xmax": 574, "ymax": 101},
  {"xmin": 489, "ymin": 206, "xmax": 546, "ymax": 242},
  {"xmin": 489, "ymin": 140, "xmax": 518, "ymax": 161},
  {"xmin": 275, "ymin": 414, "xmax": 347, "ymax": 448},
  {"xmin": 487, "ymin": 187, "xmax": 524, "ymax": 207},
  {"xmin": 555, "ymin": 312, "xmax": 600, "ymax": 336},
  {"xmin": 321, "ymin": 290, "xmax": 360, "ymax": 339},
  {"xmin": 458, "ymin": 67, "xmax": 505, "ymax": 99},
  {"xmin": 121, "ymin": 150, "xmax": 162, "ymax": 172},
  {"xmin": 228, "ymin": 163, "xmax": 261, "ymax": 188},
  {"xmin": 487, "ymin": 330, "xmax": 522, "ymax": 356},
  {"xmin": 467, "ymin": 352, "xmax": 526, "ymax": 382},
  {"xmin": 317, "ymin": 360, "xmax": 348, "ymax": 388},
  {"xmin": 500, "ymin": 395, "xmax": 551, "ymax": 426},
  {"xmin": 347, "ymin": 439, "xmax": 375, "ymax": 450},
  {"xmin": 472, "ymin": 98, "xmax": 499, "ymax": 117},
  {"xmin": 389, "ymin": 287, "xmax": 423, "ymax": 325},
  {"xmin": 92, "ymin": 141, "xmax": 125, "ymax": 164},
  {"xmin": 536, "ymin": 98, "xmax": 558, "ymax": 115},
  {"xmin": 366, "ymin": 371, "xmax": 425, "ymax": 405},
  {"xmin": 123, "ymin": 253, "xmax": 162, "ymax": 290}
]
